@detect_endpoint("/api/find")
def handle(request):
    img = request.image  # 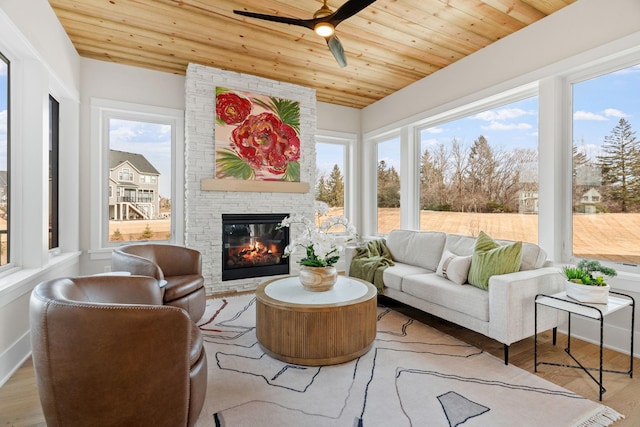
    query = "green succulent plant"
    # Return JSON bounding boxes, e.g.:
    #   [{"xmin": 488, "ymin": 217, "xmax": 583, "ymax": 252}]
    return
[{"xmin": 562, "ymin": 260, "xmax": 617, "ymax": 286}]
